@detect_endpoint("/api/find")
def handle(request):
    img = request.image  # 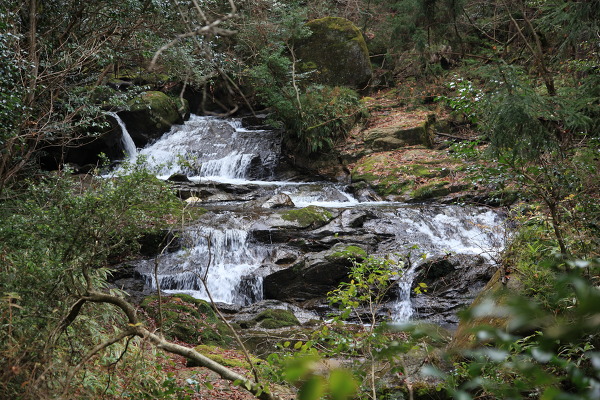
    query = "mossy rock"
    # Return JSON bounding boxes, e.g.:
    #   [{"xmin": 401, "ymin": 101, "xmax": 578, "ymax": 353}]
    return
[
  {"xmin": 254, "ymin": 309, "xmax": 300, "ymax": 329},
  {"xmin": 280, "ymin": 206, "xmax": 334, "ymax": 228},
  {"xmin": 187, "ymin": 344, "xmax": 263, "ymax": 368},
  {"xmin": 119, "ymin": 91, "xmax": 184, "ymax": 146},
  {"xmin": 411, "ymin": 181, "xmax": 451, "ymax": 201},
  {"xmin": 296, "ymin": 17, "xmax": 372, "ymax": 89},
  {"xmin": 326, "ymin": 244, "xmax": 368, "ymax": 261},
  {"xmin": 140, "ymin": 294, "xmax": 231, "ymax": 345}
]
